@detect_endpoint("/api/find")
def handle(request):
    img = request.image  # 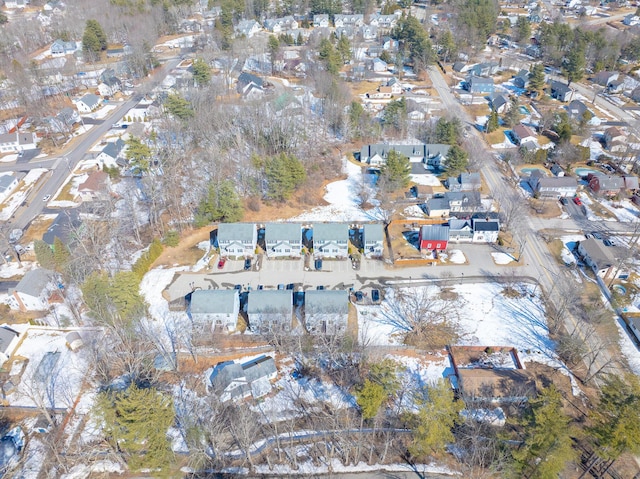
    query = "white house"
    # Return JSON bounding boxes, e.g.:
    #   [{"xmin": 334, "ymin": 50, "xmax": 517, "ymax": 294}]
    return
[
  {"xmin": 265, "ymin": 223, "xmax": 302, "ymax": 258},
  {"xmin": 362, "ymin": 223, "xmax": 384, "ymax": 258},
  {"xmin": 247, "ymin": 290, "xmax": 293, "ymax": 333},
  {"xmin": 96, "ymin": 138, "xmax": 125, "ymax": 168},
  {"xmin": 0, "ymin": 132, "xmax": 38, "ymax": 154},
  {"xmin": 304, "ymin": 290, "xmax": 349, "ymax": 335},
  {"xmin": 12, "ymin": 269, "xmax": 55, "ymax": 312},
  {"xmin": 313, "ymin": 223, "xmax": 349, "ymax": 259},
  {"xmin": 97, "ymin": 77, "xmax": 121, "ymax": 97},
  {"xmin": 313, "ymin": 14, "xmax": 329, "ymax": 27},
  {"xmin": 74, "ymin": 94, "xmax": 101, "ymax": 113},
  {"xmin": 50, "ymin": 39, "xmax": 77, "ymax": 56},
  {"xmin": 217, "ymin": 223, "xmax": 257, "ymax": 258},
  {"xmin": 190, "ymin": 289, "xmax": 240, "ymax": 333},
  {"xmin": 334, "ymin": 14, "xmax": 364, "ymax": 27},
  {"xmin": 578, "ymin": 239, "xmax": 616, "ymax": 279},
  {"xmin": 77, "ymin": 170, "xmax": 110, "ymax": 202},
  {"xmin": 0, "ymin": 174, "xmax": 19, "ymax": 203},
  {"xmin": 235, "ymin": 20, "xmax": 261, "ymax": 38},
  {"xmin": 472, "ymin": 218, "xmax": 500, "ymax": 243}
]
